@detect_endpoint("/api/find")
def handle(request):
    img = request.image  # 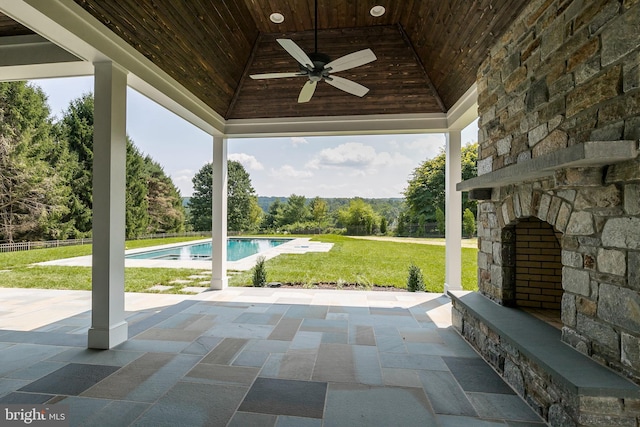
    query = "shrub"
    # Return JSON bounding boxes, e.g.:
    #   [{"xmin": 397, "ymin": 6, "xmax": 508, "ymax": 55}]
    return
[
  {"xmin": 379, "ymin": 217, "xmax": 387, "ymax": 235},
  {"xmin": 252, "ymin": 256, "xmax": 267, "ymax": 287},
  {"xmin": 435, "ymin": 207, "xmax": 445, "ymax": 235},
  {"xmin": 463, "ymin": 208, "xmax": 476, "ymax": 237},
  {"xmin": 406, "ymin": 263, "xmax": 425, "ymax": 292}
]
